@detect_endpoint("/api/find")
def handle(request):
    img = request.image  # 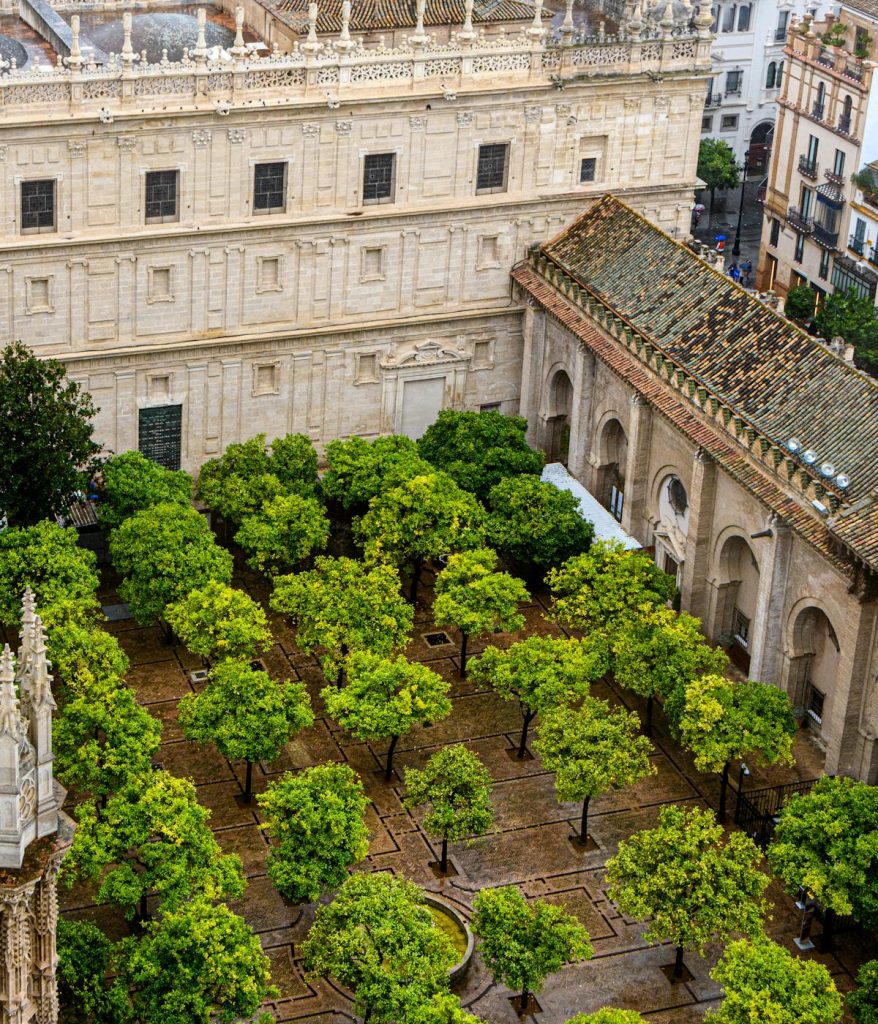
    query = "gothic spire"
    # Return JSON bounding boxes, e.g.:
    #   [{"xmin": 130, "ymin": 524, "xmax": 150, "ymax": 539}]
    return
[{"xmin": 0, "ymin": 645, "xmax": 23, "ymax": 738}]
